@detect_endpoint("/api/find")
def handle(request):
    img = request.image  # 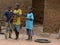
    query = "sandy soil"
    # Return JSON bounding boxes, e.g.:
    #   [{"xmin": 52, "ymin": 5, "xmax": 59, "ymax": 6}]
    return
[
  {"xmin": 0, "ymin": 33, "xmax": 59, "ymax": 45},
  {"xmin": 0, "ymin": 25, "xmax": 60, "ymax": 45}
]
